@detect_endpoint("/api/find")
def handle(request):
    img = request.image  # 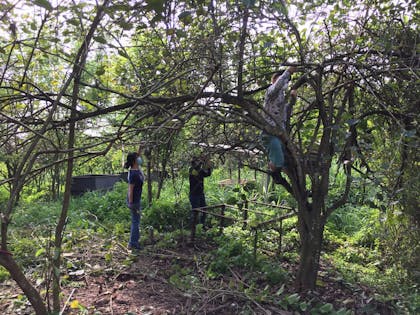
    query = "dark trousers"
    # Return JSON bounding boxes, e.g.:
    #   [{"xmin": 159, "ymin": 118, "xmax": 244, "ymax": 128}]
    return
[{"xmin": 189, "ymin": 193, "xmax": 207, "ymax": 226}]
